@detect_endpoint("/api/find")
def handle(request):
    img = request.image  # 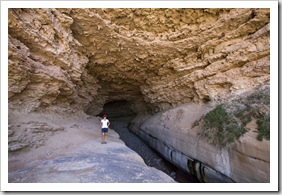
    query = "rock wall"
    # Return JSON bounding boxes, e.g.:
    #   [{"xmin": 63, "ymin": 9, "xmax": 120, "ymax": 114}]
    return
[
  {"xmin": 129, "ymin": 99, "xmax": 270, "ymax": 183},
  {"xmin": 9, "ymin": 8, "xmax": 270, "ymax": 115},
  {"xmin": 8, "ymin": 8, "xmax": 270, "ymax": 183},
  {"xmin": 8, "ymin": 9, "xmax": 97, "ymax": 114}
]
